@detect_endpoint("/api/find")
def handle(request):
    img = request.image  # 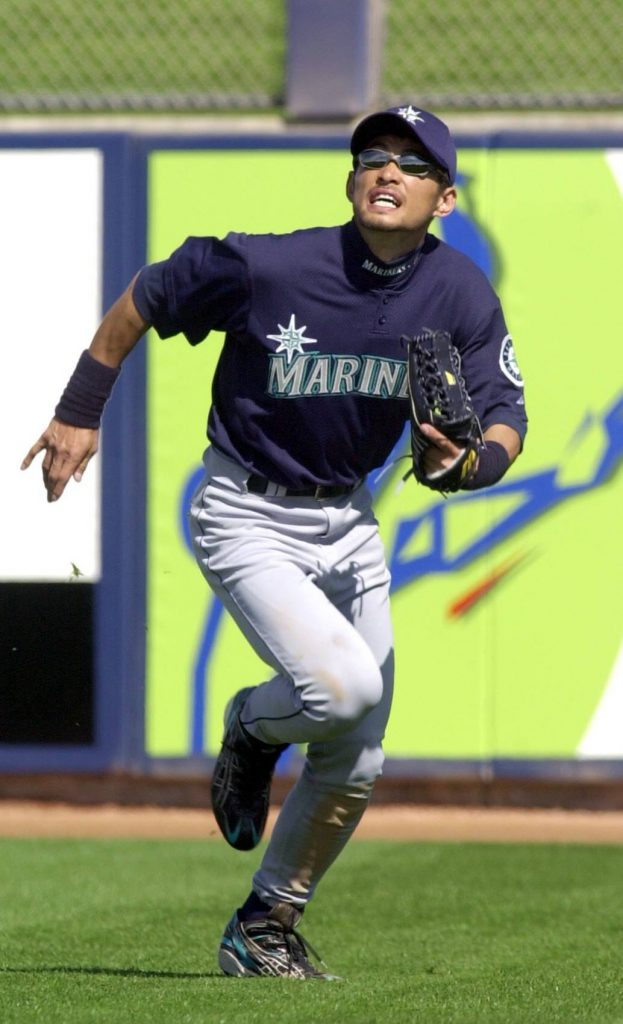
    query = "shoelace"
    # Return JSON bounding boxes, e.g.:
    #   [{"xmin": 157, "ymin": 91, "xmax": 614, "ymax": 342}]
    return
[
  {"xmin": 283, "ymin": 924, "xmax": 328, "ymax": 974},
  {"xmin": 252, "ymin": 918, "xmax": 329, "ymax": 976}
]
